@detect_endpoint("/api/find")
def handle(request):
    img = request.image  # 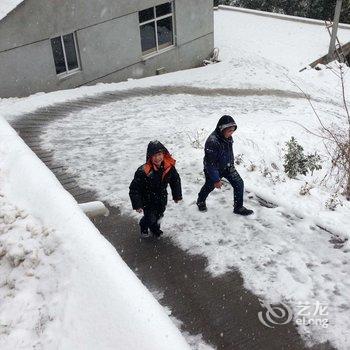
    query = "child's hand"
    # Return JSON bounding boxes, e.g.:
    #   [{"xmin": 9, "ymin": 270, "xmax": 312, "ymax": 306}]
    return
[
  {"xmin": 214, "ymin": 181, "xmax": 222, "ymax": 189},
  {"xmin": 135, "ymin": 208, "xmax": 143, "ymax": 213}
]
